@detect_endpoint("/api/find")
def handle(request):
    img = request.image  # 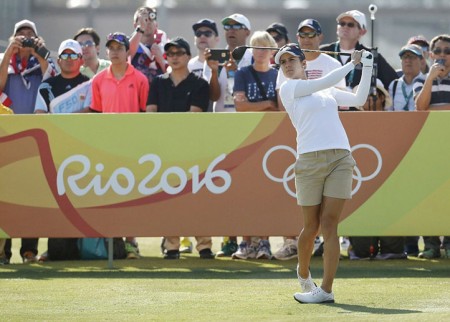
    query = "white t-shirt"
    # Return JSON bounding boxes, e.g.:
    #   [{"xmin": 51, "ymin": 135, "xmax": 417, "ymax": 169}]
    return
[
  {"xmin": 276, "ymin": 54, "xmax": 346, "ymax": 90},
  {"xmin": 188, "ymin": 56, "xmax": 205, "ymax": 78},
  {"xmin": 280, "ymin": 62, "xmax": 372, "ymax": 154},
  {"xmin": 203, "ymin": 49, "xmax": 253, "ymax": 112}
]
